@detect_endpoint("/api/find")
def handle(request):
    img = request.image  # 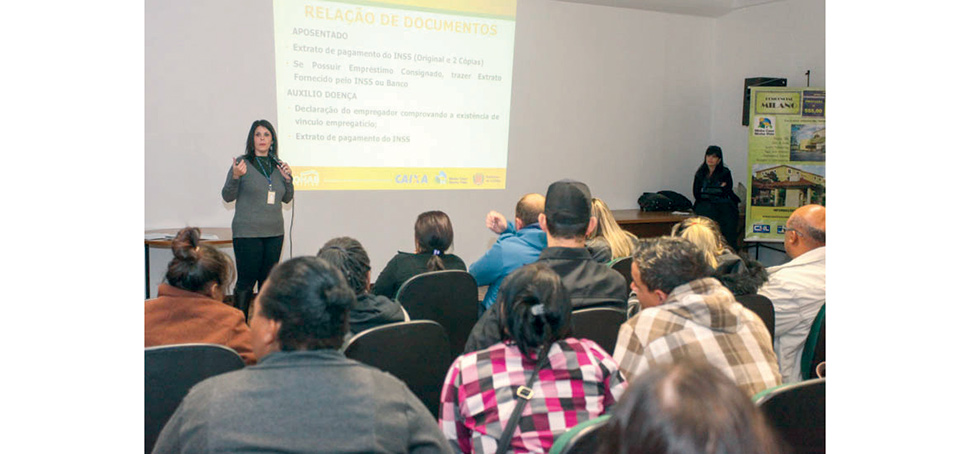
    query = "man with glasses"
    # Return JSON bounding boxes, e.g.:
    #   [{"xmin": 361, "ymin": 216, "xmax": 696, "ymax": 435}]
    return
[{"xmin": 759, "ymin": 204, "xmax": 826, "ymax": 383}]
